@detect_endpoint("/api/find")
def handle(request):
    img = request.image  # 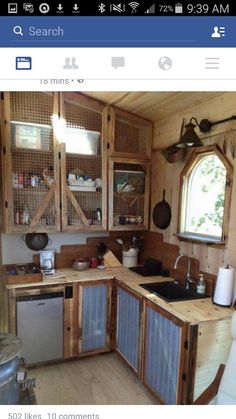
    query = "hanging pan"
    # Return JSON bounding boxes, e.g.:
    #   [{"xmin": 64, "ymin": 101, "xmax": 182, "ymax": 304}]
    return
[
  {"xmin": 22, "ymin": 233, "xmax": 52, "ymax": 251},
  {"xmin": 153, "ymin": 190, "xmax": 172, "ymax": 230}
]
